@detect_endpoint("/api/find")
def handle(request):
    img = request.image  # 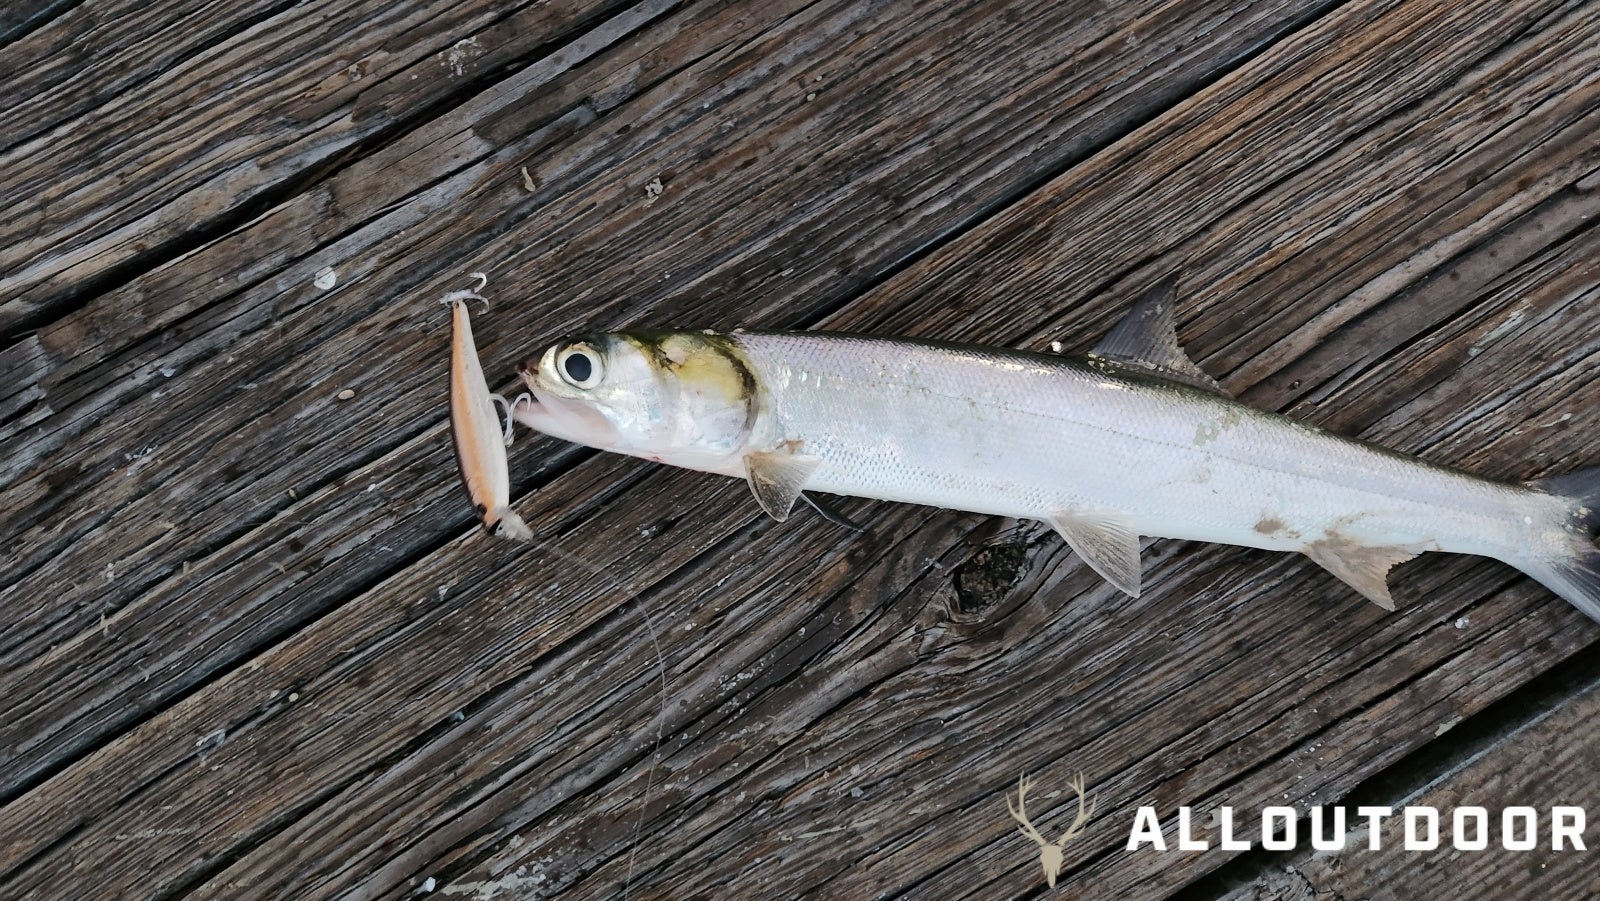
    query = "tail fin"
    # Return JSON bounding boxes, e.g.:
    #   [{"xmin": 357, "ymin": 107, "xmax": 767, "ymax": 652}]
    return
[
  {"xmin": 1519, "ymin": 466, "xmax": 1600, "ymax": 625},
  {"xmin": 1518, "ymin": 544, "xmax": 1600, "ymax": 625}
]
